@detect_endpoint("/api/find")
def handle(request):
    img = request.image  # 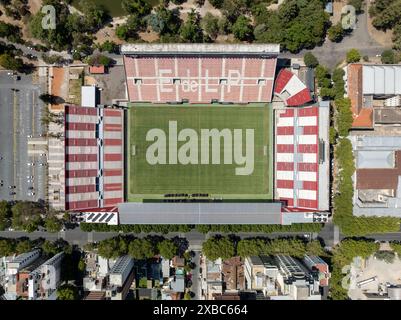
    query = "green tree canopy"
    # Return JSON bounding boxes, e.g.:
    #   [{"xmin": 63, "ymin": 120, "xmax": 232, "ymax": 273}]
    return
[
  {"xmin": 201, "ymin": 13, "xmax": 220, "ymax": 40},
  {"xmin": 157, "ymin": 240, "xmax": 178, "ymax": 260},
  {"xmin": 11, "ymin": 201, "xmax": 43, "ymax": 232},
  {"xmin": 128, "ymin": 238, "xmax": 155, "ymax": 260},
  {"xmin": 303, "ymin": 52, "xmax": 319, "ymax": 68},
  {"xmin": 381, "ymin": 49, "xmax": 397, "ymax": 64},
  {"xmin": 45, "ymin": 216, "xmax": 62, "ymax": 233},
  {"xmin": 97, "ymin": 237, "xmax": 128, "ymax": 259},
  {"xmin": 202, "ymin": 237, "xmax": 235, "ymax": 261},
  {"xmin": 57, "ymin": 284, "xmax": 79, "ymax": 300},
  {"xmin": 346, "ymin": 48, "xmax": 361, "ymax": 63},
  {"xmin": 328, "ymin": 22, "xmax": 345, "ymax": 42},
  {"xmin": 179, "ymin": 9, "xmax": 204, "ymax": 43},
  {"xmin": 232, "ymin": 15, "xmax": 253, "ymax": 41},
  {"xmin": 0, "ymin": 200, "xmax": 11, "ymax": 230}
]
